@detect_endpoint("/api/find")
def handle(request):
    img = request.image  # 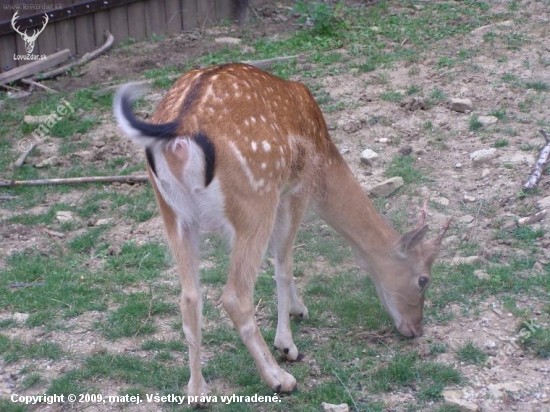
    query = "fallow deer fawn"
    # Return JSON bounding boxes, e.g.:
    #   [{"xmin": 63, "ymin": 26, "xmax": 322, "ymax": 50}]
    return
[{"xmin": 114, "ymin": 63, "xmax": 450, "ymax": 402}]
